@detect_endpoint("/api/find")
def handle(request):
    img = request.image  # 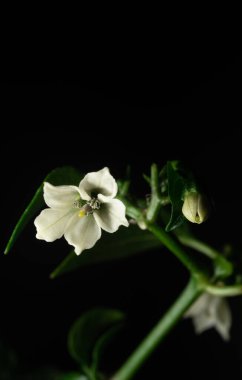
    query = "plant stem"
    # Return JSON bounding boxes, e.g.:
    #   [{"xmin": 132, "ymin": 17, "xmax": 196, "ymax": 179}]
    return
[
  {"xmin": 177, "ymin": 235, "xmax": 220, "ymax": 259},
  {"xmin": 176, "ymin": 235, "xmax": 233, "ymax": 279},
  {"xmin": 146, "ymin": 164, "xmax": 161, "ymax": 223},
  {"xmin": 148, "ymin": 223, "xmax": 206, "ymax": 277},
  {"xmin": 206, "ymin": 284, "xmax": 242, "ymax": 296},
  {"xmin": 111, "ymin": 277, "xmax": 202, "ymax": 380}
]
